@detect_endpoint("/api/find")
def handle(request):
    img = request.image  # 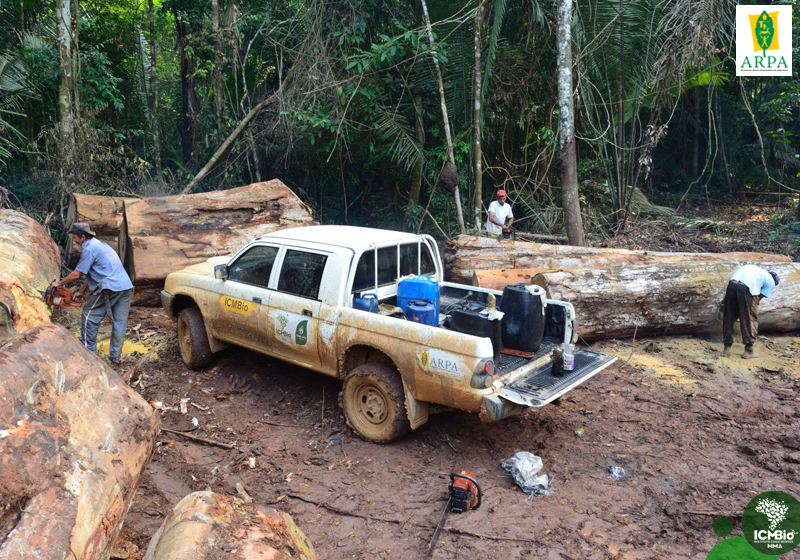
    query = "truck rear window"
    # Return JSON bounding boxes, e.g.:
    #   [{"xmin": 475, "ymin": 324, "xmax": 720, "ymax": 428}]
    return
[{"xmin": 352, "ymin": 242, "xmax": 435, "ymax": 293}]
